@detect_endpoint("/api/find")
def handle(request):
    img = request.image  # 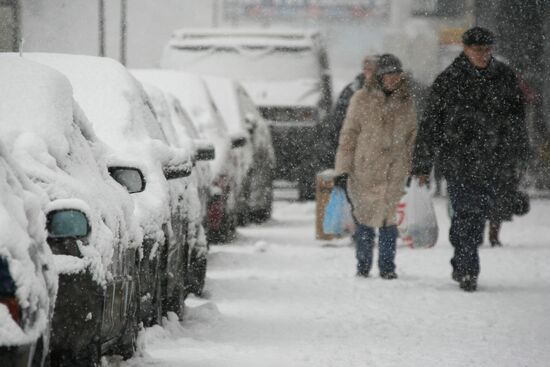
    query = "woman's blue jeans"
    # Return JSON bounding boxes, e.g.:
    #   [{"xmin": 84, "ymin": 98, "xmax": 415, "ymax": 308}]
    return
[{"xmin": 353, "ymin": 223, "xmax": 398, "ymax": 274}]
